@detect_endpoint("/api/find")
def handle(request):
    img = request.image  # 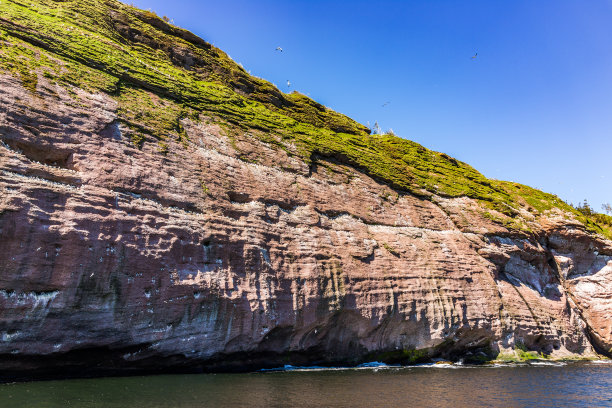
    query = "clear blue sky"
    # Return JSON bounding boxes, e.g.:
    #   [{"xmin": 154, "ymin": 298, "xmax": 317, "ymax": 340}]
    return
[{"xmin": 132, "ymin": 0, "xmax": 612, "ymax": 211}]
